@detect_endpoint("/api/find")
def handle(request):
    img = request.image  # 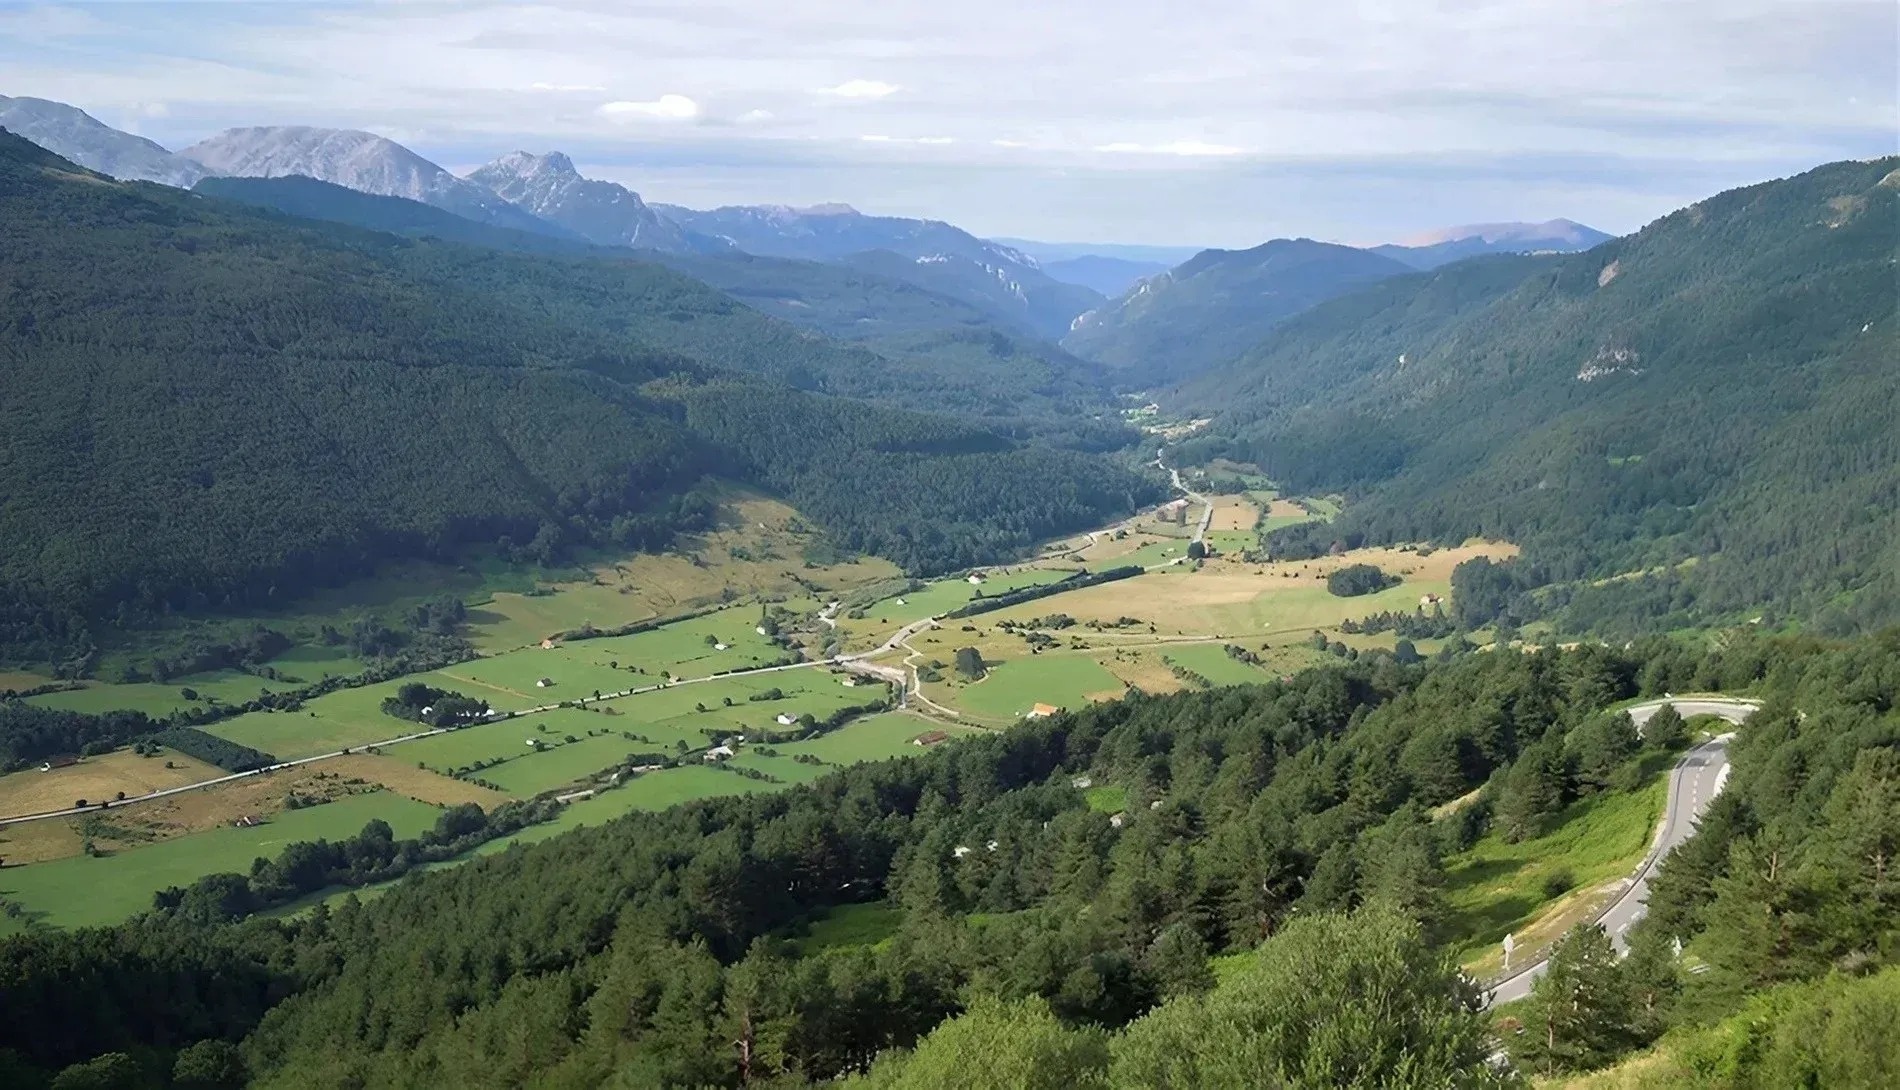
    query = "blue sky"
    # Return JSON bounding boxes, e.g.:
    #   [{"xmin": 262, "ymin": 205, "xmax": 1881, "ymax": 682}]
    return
[{"xmin": 2, "ymin": 0, "xmax": 1894, "ymax": 246}]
